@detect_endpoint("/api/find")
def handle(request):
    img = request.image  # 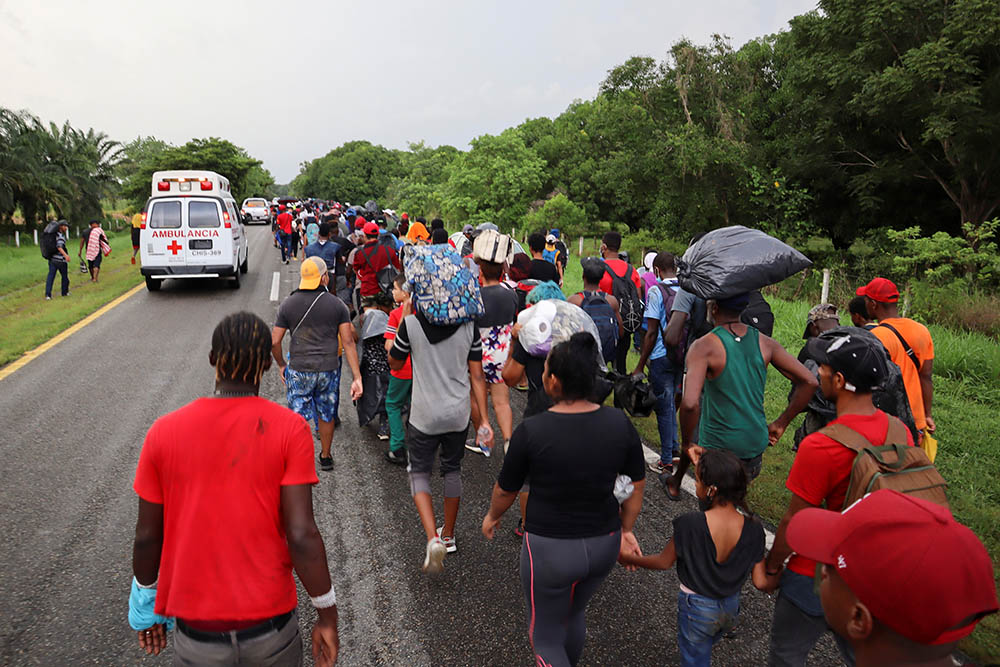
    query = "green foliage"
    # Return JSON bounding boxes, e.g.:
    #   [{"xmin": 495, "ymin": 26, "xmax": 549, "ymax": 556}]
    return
[
  {"xmin": 291, "ymin": 140, "xmax": 405, "ymax": 203},
  {"xmin": 522, "ymin": 194, "xmax": 588, "ymax": 237},
  {"xmin": 120, "ymin": 137, "xmax": 268, "ymax": 208},
  {"xmin": 0, "ymin": 108, "xmax": 122, "ymax": 228},
  {"xmin": 383, "ymin": 141, "xmax": 459, "ymax": 218},
  {"xmin": 440, "ymin": 130, "xmax": 545, "ymax": 226},
  {"xmin": 887, "ymin": 221, "xmax": 999, "ymax": 285}
]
